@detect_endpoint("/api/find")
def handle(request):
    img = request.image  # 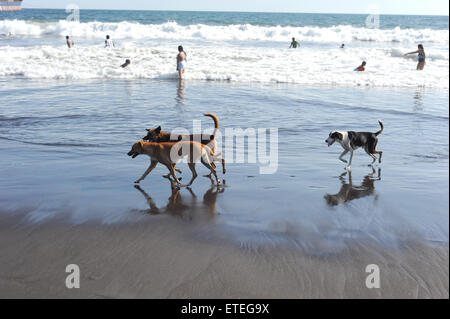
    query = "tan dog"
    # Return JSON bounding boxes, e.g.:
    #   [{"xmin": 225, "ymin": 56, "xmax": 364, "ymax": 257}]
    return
[
  {"xmin": 143, "ymin": 113, "xmax": 226, "ymax": 175},
  {"xmin": 128, "ymin": 140, "xmax": 220, "ymax": 186}
]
